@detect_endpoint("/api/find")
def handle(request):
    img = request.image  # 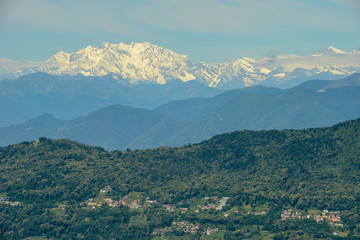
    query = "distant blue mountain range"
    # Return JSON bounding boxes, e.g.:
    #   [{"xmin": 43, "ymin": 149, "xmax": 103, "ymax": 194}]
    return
[{"xmin": 0, "ymin": 73, "xmax": 359, "ymax": 150}]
